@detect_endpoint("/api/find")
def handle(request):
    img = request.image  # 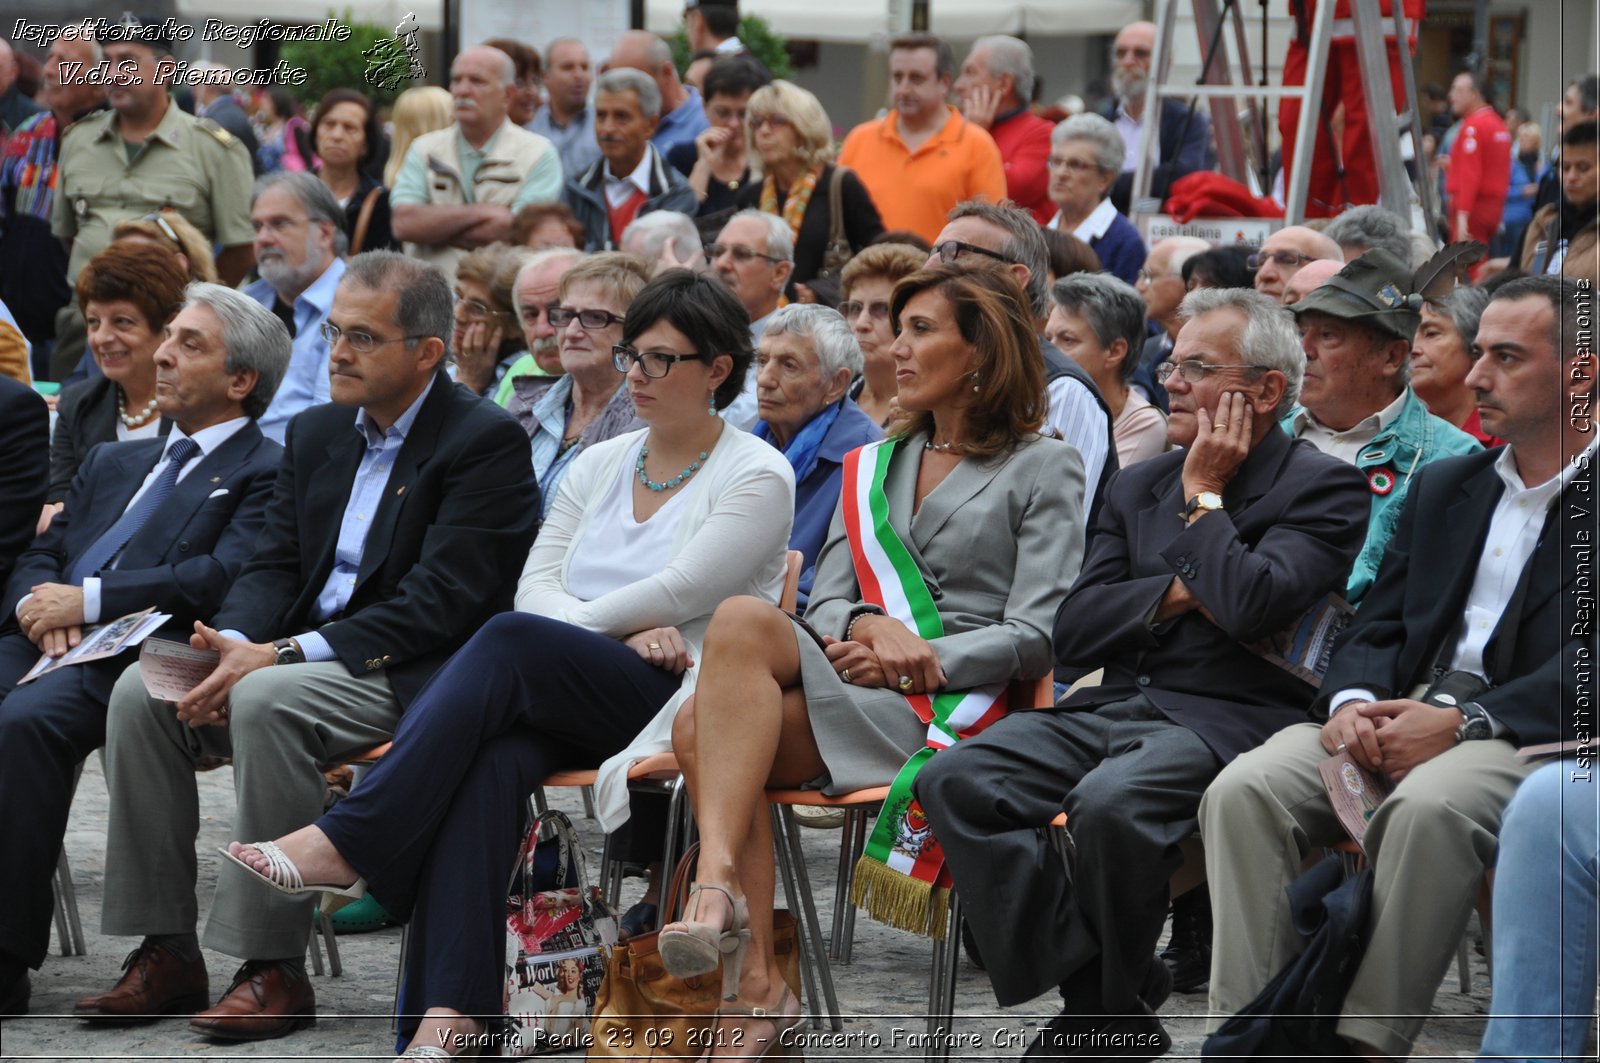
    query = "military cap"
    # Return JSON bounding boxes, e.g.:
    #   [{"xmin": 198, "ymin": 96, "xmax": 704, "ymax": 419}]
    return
[{"xmin": 1289, "ymin": 248, "xmax": 1422, "ymax": 341}]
